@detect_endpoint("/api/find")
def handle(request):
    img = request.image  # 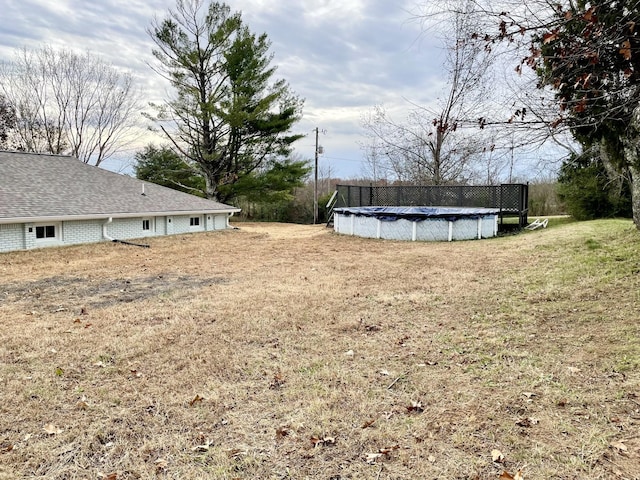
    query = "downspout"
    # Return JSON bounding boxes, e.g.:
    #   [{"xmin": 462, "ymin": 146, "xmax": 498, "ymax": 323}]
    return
[
  {"xmin": 226, "ymin": 212, "xmax": 236, "ymax": 228},
  {"xmin": 103, "ymin": 217, "xmax": 115, "ymax": 241}
]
